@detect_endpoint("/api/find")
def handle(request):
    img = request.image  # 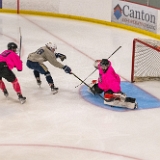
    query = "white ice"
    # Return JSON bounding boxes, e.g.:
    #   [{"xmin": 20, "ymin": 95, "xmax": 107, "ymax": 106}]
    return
[{"xmin": 0, "ymin": 13, "xmax": 160, "ymax": 160}]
